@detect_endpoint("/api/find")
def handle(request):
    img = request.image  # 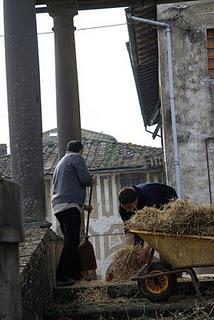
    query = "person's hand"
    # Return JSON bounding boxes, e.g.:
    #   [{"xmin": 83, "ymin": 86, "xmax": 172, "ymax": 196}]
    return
[{"xmin": 84, "ymin": 204, "xmax": 93, "ymax": 212}]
